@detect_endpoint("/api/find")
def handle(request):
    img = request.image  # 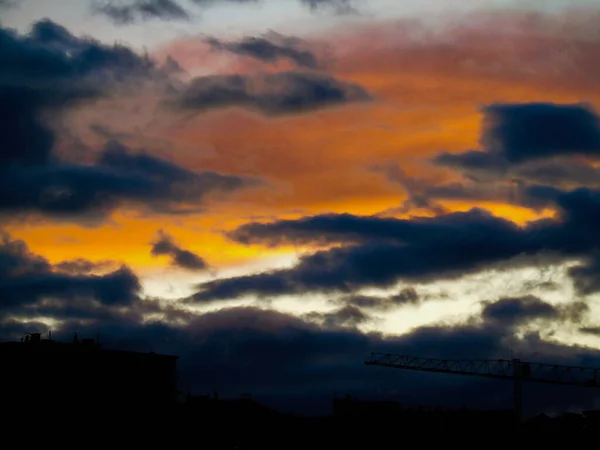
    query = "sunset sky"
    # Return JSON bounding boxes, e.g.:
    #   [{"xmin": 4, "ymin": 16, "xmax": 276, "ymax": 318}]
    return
[{"xmin": 2, "ymin": 0, "xmax": 600, "ymax": 414}]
